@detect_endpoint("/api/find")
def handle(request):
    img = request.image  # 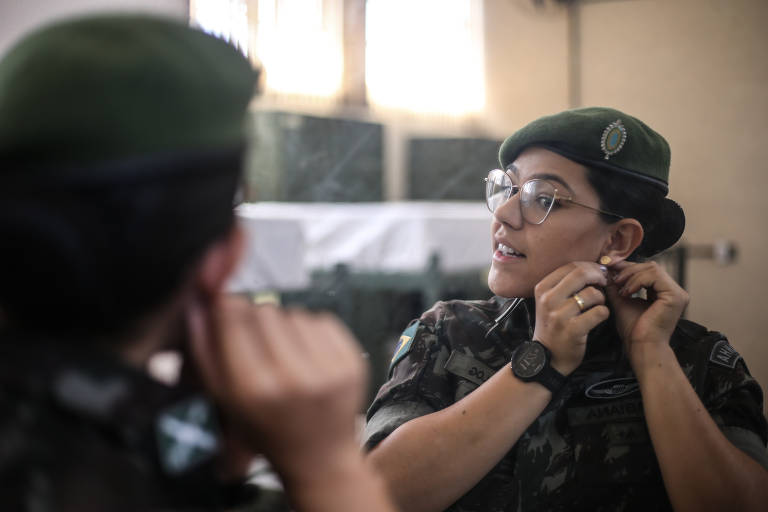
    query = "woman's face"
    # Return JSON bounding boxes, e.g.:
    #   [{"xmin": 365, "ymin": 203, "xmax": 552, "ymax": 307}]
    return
[{"xmin": 488, "ymin": 147, "xmax": 613, "ymax": 298}]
